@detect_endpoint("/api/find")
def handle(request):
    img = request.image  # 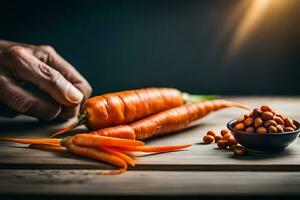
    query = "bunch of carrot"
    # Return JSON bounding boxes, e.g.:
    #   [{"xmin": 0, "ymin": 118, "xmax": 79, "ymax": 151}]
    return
[
  {"xmin": 0, "ymin": 88, "xmax": 249, "ymax": 174},
  {"xmin": 0, "ymin": 134, "xmax": 191, "ymax": 174}
]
